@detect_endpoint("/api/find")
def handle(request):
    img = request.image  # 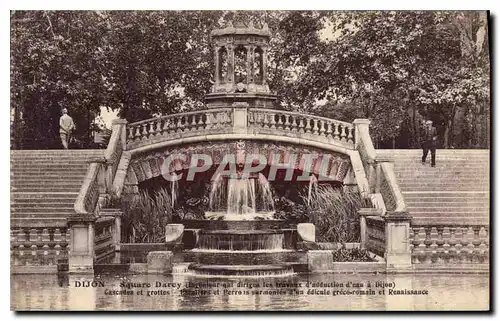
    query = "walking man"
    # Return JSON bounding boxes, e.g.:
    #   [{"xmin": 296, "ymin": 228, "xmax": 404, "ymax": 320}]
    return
[
  {"xmin": 421, "ymin": 119, "xmax": 437, "ymax": 167},
  {"xmin": 59, "ymin": 108, "xmax": 75, "ymax": 149}
]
